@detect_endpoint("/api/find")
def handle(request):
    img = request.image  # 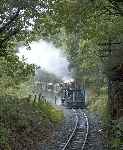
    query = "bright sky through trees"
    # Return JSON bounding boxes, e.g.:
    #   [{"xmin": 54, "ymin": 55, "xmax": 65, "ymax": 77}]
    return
[{"xmin": 18, "ymin": 40, "xmax": 72, "ymax": 81}]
